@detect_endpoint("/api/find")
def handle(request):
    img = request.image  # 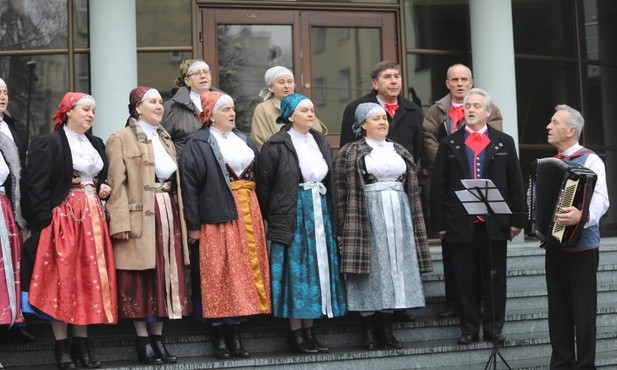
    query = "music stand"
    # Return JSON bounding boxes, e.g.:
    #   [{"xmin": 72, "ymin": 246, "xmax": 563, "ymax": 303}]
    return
[{"xmin": 455, "ymin": 179, "xmax": 512, "ymax": 370}]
